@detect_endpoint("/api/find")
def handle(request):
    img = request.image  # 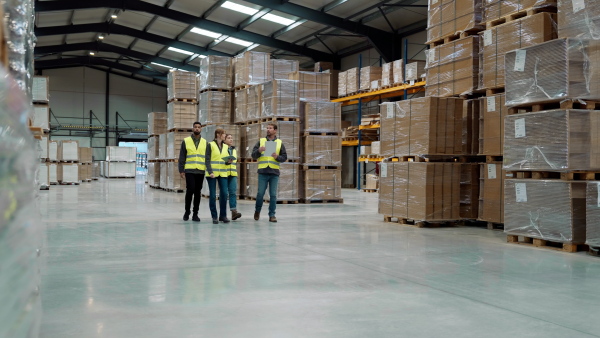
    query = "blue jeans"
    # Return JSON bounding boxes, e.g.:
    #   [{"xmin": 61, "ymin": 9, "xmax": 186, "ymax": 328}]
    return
[
  {"xmin": 226, "ymin": 176, "xmax": 237, "ymax": 210},
  {"xmin": 207, "ymin": 176, "xmax": 228, "ymax": 219},
  {"xmin": 255, "ymin": 173, "xmax": 279, "ymax": 217}
]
